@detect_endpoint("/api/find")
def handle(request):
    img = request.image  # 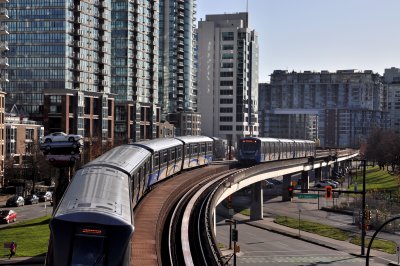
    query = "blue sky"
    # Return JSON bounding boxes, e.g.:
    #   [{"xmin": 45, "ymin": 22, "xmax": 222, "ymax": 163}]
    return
[{"xmin": 197, "ymin": 0, "xmax": 400, "ymax": 82}]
